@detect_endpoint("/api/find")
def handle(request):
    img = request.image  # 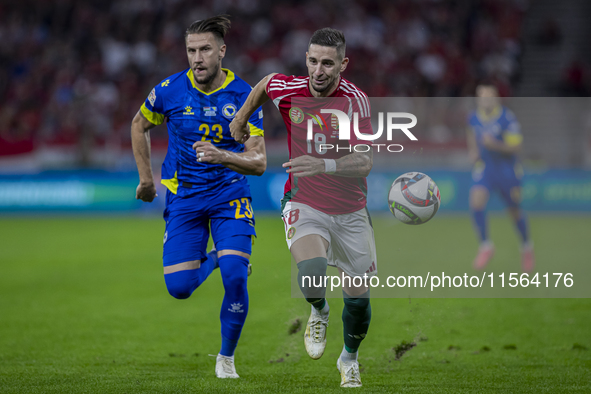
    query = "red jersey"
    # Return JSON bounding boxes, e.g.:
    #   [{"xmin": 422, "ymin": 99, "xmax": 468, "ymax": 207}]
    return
[{"xmin": 266, "ymin": 73, "xmax": 372, "ymax": 215}]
